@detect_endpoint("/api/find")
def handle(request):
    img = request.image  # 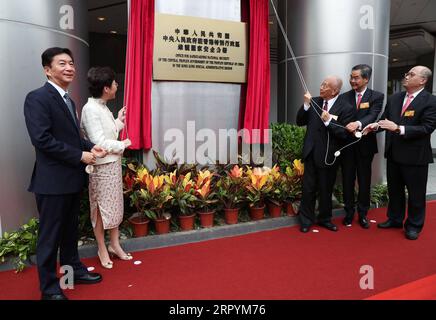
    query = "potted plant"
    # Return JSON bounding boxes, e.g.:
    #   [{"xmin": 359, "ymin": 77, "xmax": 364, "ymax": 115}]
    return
[
  {"xmin": 194, "ymin": 170, "xmax": 218, "ymax": 228},
  {"xmin": 266, "ymin": 165, "xmax": 285, "ymax": 218},
  {"xmin": 283, "ymin": 159, "xmax": 304, "ymax": 216},
  {"xmin": 216, "ymin": 165, "xmax": 245, "ymax": 224},
  {"xmin": 245, "ymin": 166, "xmax": 272, "ymax": 221},
  {"xmin": 167, "ymin": 170, "xmax": 198, "ymax": 231},
  {"xmin": 132, "ymin": 169, "xmax": 173, "ymax": 235},
  {"xmin": 125, "ymin": 166, "xmax": 151, "ymax": 237}
]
